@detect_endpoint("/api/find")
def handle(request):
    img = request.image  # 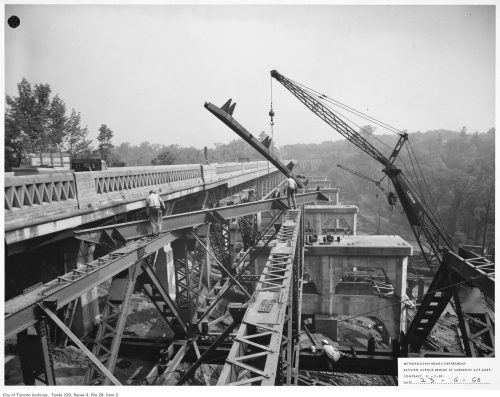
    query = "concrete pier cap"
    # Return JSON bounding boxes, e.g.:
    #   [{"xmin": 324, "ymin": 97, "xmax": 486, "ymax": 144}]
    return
[{"xmin": 305, "ymin": 204, "xmax": 359, "ymax": 235}]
